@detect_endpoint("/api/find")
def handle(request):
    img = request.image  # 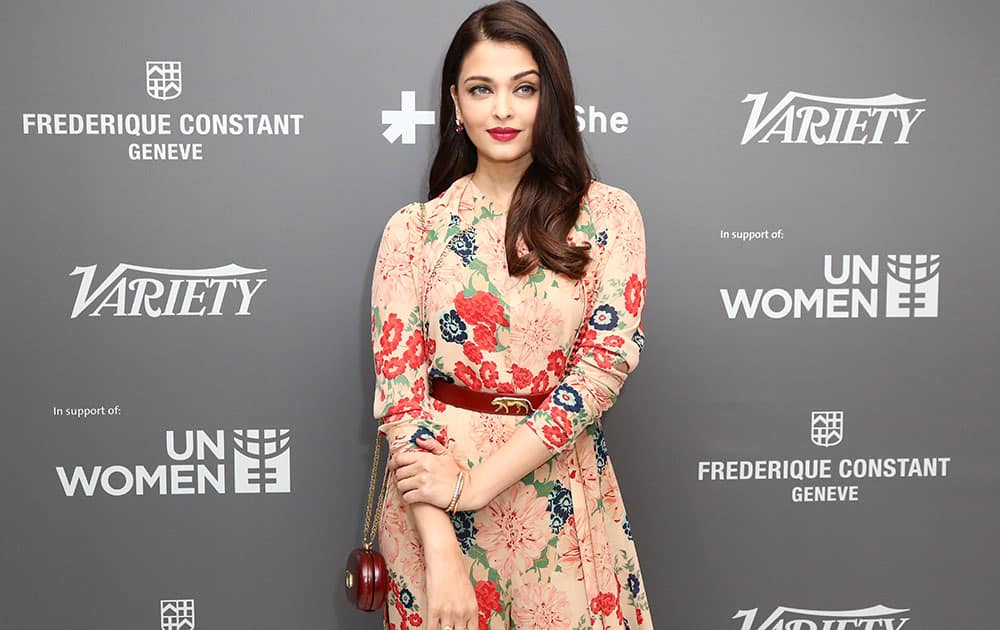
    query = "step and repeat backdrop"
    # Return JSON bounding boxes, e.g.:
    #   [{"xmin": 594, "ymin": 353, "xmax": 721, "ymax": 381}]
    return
[{"xmin": 2, "ymin": 1, "xmax": 998, "ymax": 629}]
